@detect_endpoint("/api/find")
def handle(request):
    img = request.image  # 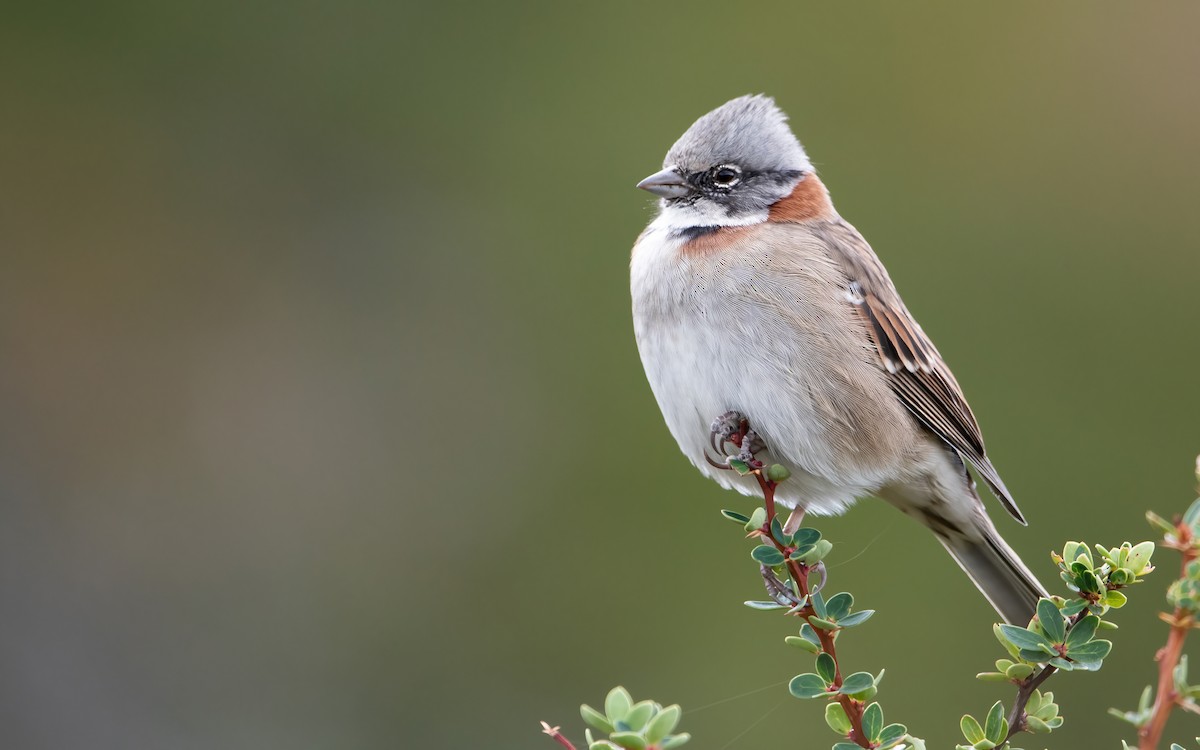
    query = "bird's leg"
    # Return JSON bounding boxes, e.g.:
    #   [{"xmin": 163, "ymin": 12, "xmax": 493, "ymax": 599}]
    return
[
  {"xmin": 708, "ymin": 410, "xmax": 746, "ymax": 460},
  {"xmin": 706, "ymin": 412, "xmax": 808, "ymax": 598},
  {"xmin": 782, "ymin": 507, "xmax": 806, "ymax": 537},
  {"xmin": 761, "ymin": 564, "xmax": 802, "ymax": 606},
  {"xmin": 735, "ymin": 428, "xmax": 766, "ymax": 470}
]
